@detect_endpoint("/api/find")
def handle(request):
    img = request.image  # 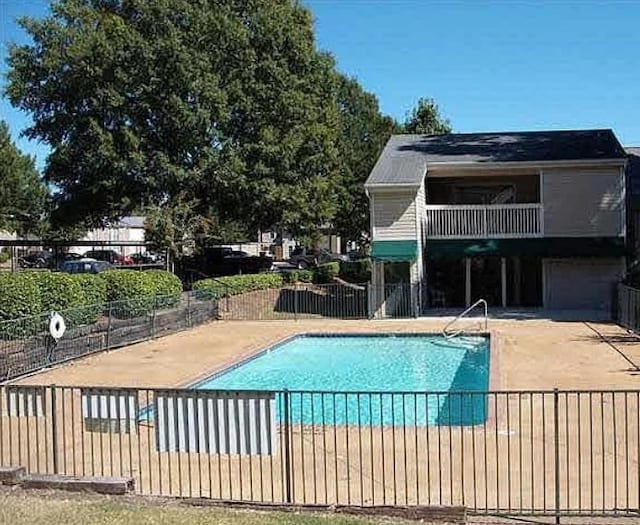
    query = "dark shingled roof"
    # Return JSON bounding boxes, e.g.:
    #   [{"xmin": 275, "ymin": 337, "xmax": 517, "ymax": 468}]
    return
[{"xmin": 366, "ymin": 129, "xmax": 627, "ymax": 187}]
